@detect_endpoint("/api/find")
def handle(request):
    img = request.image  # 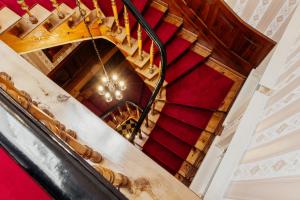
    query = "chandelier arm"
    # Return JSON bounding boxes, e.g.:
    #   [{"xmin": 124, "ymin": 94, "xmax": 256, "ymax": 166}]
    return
[{"xmin": 75, "ymin": 0, "xmax": 109, "ymax": 79}]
